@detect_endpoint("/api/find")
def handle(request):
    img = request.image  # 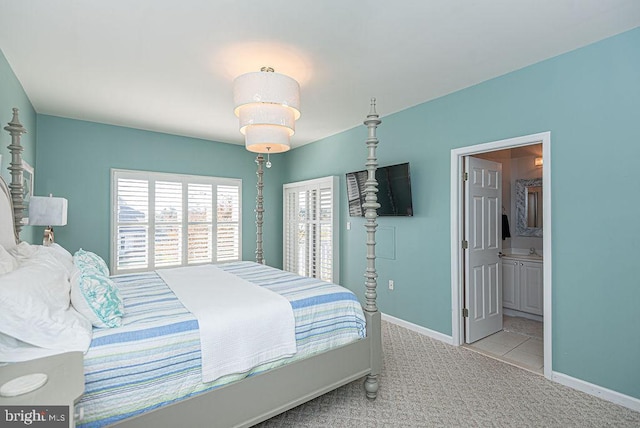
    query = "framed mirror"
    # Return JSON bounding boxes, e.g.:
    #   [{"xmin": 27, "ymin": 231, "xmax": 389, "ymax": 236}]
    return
[{"xmin": 515, "ymin": 178, "xmax": 543, "ymax": 237}]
